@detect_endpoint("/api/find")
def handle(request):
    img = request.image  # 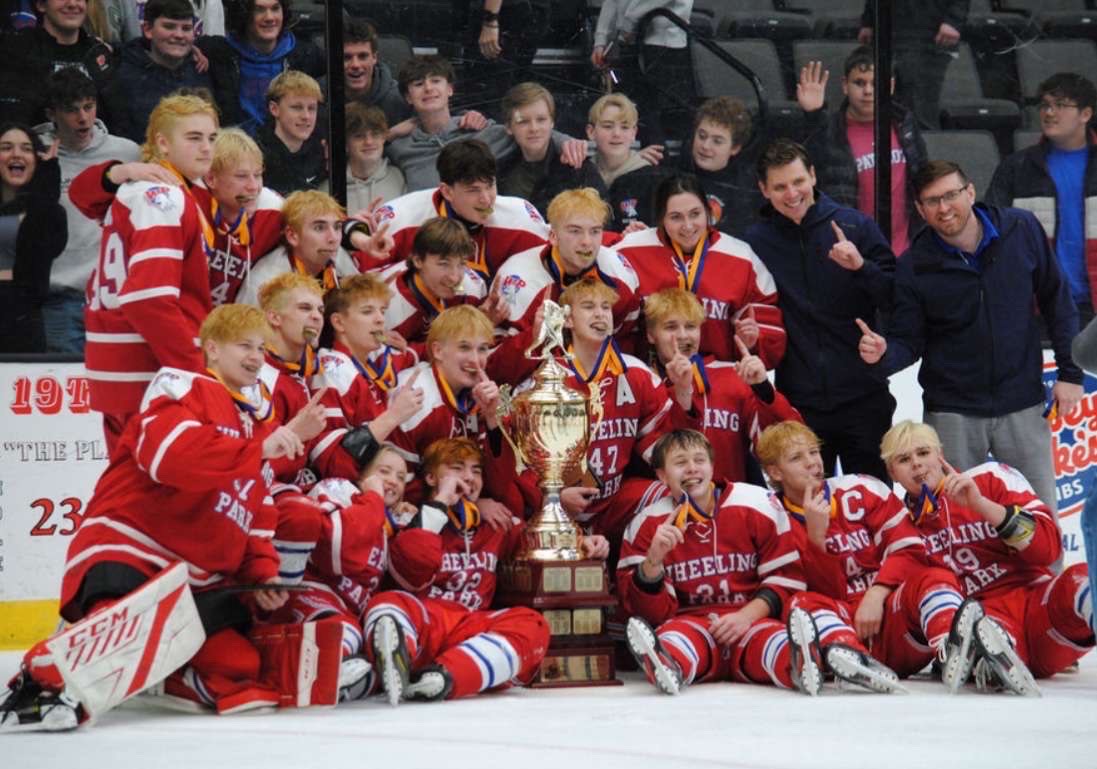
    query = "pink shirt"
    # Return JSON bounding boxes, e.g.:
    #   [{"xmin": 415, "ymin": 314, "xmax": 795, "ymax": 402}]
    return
[{"xmin": 847, "ymin": 119, "xmax": 911, "ymax": 255}]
